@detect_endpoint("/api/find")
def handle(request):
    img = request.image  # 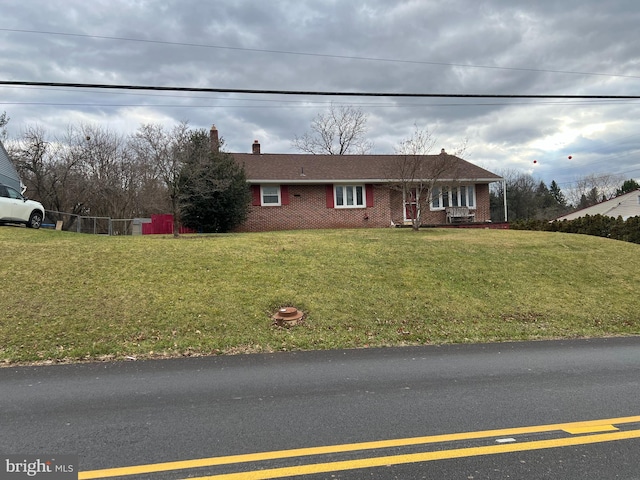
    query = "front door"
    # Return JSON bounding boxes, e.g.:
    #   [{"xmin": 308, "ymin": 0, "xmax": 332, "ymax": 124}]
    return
[{"xmin": 403, "ymin": 188, "xmax": 419, "ymax": 222}]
